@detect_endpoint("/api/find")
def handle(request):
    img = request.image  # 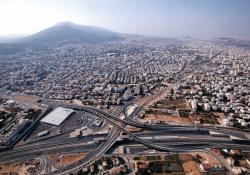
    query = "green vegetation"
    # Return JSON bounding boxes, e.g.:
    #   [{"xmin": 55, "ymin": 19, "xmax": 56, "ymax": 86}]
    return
[
  {"xmin": 78, "ymin": 156, "xmax": 130, "ymax": 175},
  {"xmin": 136, "ymin": 154, "xmax": 184, "ymax": 175},
  {"xmin": 146, "ymin": 156, "xmax": 161, "ymax": 161}
]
